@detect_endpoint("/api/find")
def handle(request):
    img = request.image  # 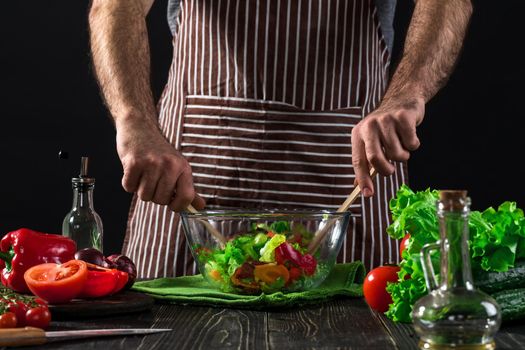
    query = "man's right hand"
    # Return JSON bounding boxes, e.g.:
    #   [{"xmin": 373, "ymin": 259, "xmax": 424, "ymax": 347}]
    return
[
  {"xmin": 89, "ymin": 0, "xmax": 203, "ymax": 211},
  {"xmin": 115, "ymin": 119, "xmax": 205, "ymax": 212}
]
